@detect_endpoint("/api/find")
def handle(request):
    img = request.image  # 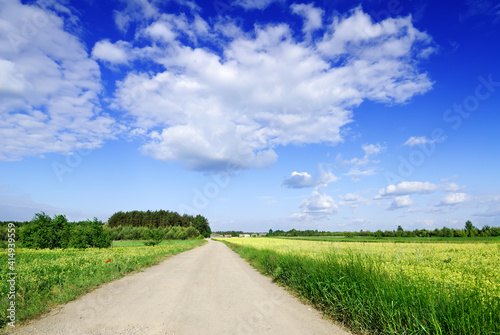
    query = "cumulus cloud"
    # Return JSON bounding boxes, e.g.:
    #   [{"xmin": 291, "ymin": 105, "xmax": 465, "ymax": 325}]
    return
[
  {"xmin": 91, "ymin": 39, "xmax": 132, "ymax": 64},
  {"xmin": 282, "ymin": 171, "xmax": 315, "ymax": 188},
  {"xmin": 438, "ymin": 192, "xmax": 469, "ymax": 206},
  {"xmin": 299, "ymin": 187, "xmax": 338, "ymax": 216},
  {"xmin": 291, "ymin": 3, "xmax": 323, "ymax": 36},
  {"xmin": 375, "ymin": 181, "xmax": 438, "ymax": 198},
  {"xmin": 339, "ymin": 192, "xmax": 367, "ymax": 208},
  {"xmin": 282, "ymin": 164, "xmax": 338, "ymax": 188},
  {"xmin": 0, "ymin": 0, "xmax": 118, "ymax": 161},
  {"xmin": 387, "ymin": 195, "xmax": 413, "ymax": 210},
  {"xmin": 108, "ymin": 5, "xmax": 434, "ymax": 171}
]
